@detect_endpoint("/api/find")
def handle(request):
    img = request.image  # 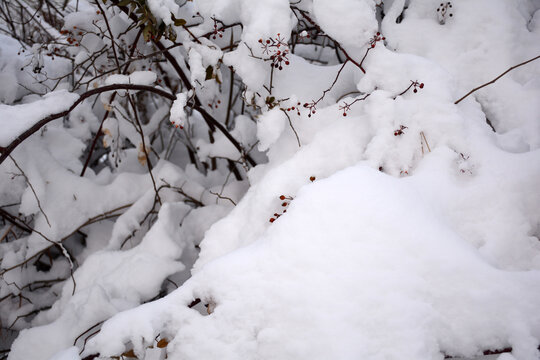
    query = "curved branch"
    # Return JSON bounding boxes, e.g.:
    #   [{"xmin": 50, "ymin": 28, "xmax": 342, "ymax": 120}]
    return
[{"xmin": 0, "ymin": 84, "xmax": 175, "ymax": 165}]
